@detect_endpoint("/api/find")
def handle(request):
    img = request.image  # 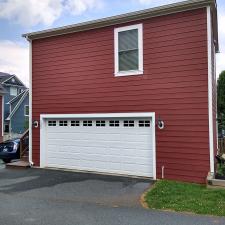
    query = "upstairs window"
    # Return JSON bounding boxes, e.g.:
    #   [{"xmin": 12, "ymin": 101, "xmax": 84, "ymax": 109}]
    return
[
  {"xmin": 10, "ymin": 87, "xmax": 17, "ymax": 96},
  {"xmin": 114, "ymin": 24, "xmax": 143, "ymax": 76}
]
